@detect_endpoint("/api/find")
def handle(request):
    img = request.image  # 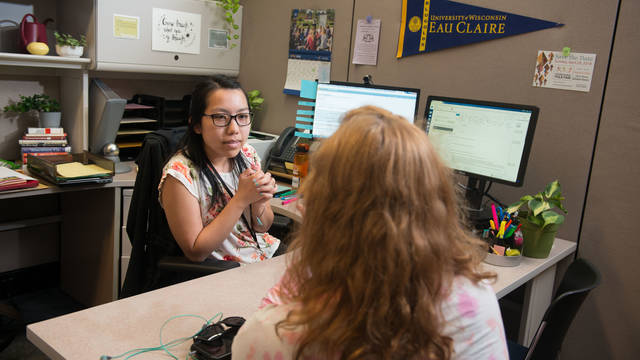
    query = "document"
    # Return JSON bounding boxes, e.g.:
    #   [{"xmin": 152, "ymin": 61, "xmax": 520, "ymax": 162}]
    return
[
  {"xmin": 56, "ymin": 162, "xmax": 113, "ymax": 178},
  {"xmin": 352, "ymin": 19, "xmax": 381, "ymax": 65}
]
